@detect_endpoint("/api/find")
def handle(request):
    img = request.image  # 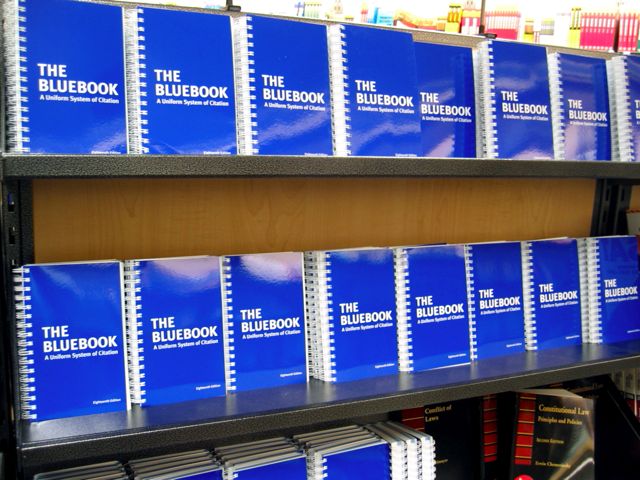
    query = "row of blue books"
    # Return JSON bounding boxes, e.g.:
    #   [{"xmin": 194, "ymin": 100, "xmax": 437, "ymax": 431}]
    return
[
  {"xmin": 13, "ymin": 236, "xmax": 640, "ymax": 421},
  {"xmin": 35, "ymin": 422, "xmax": 436, "ymax": 480},
  {"xmin": 5, "ymin": 0, "xmax": 640, "ymax": 160}
]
